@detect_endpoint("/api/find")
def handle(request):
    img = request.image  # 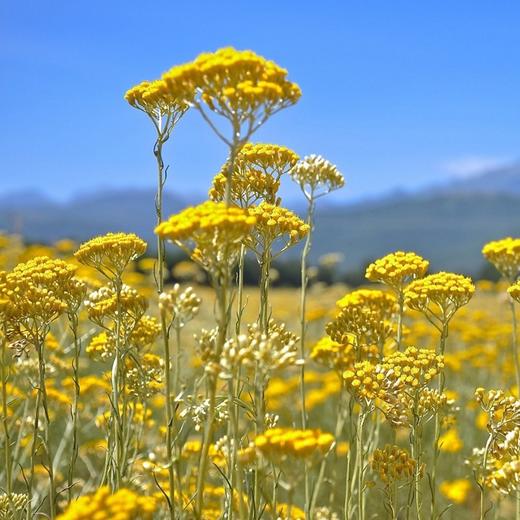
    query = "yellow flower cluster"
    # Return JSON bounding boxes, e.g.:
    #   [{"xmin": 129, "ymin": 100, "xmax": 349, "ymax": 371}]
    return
[
  {"xmin": 405, "ymin": 272, "xmax": 475, "ymax": 320},
  {"xmin": 489, "ymin": 458, "xmax": 520, "ymax": 495},
  {"xmin": 162, "ymin": 47, "xmax": 301, "ymax": 120},
  {"xmin": 155, "ymin": 201, "xmax": 256, "ymax": 268},
  {"xmin": 365, "ymin": 251, "xmax": 429, "ymax": 290},
  {"xmin": 439, "ymin": 479, "xmax": 471, "ymax": 504},
  {"xmin": 75, "ymin": 233, "xmax": 147, "ymax": 278},
  {"xmin": 85, "ymin": 285, "xmax": 147, "ymax": 323},
  {"xmin": 57, "ymin": 486, "xmax": 157, "ymax": 520},
  {"xmin": 327, "ymin": 289, "xmax": 396, "ymax": 347},
  {"xmin": 380, "ymin": 346, "xmax": 444, "ymax": 389},
  {"xmin": 159, "ymin": 283, "xmax": 201, "ymax": 327},
  {"xmin": 290, "ymin": 154, "xmax": 345, "ymax": 195},
  {"xmin": 248, "ymin": 202, "xmax": 310, "ymax": 252},
  {"xmin": 475, "ymin": 388, "xmax": 520, "ymax": 438},
  {"xmin": 371, "ymin": 444, "xmax": 417, "ymax": 484},
  {"xmin": 0, "ymin": 256, "xmax": 78, "ymax": 333},
  {"xmin": 209, "ymin": 143, "xmax": 299, "ymax": 206},
  {"xmin": 125, "ymin": 79, "xmax": 189, "ymax": 119},
  {"xmin": 508, "ymin": 281, "xmax": 520, "ymax": 303},
  {"xmin": 310, "ymin": 336, "xmax": 356, "ymax": 372},
  {"xmin": 343, "ymin": 361, "xmax": 385, "ymax": 401},
  {"xmin": 255, "ymin": 428, "xmax": 334, "ymax": 459},
  {"xmin": 482, "ymin": 237, "xmax": 520, "ymax": 280}
]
